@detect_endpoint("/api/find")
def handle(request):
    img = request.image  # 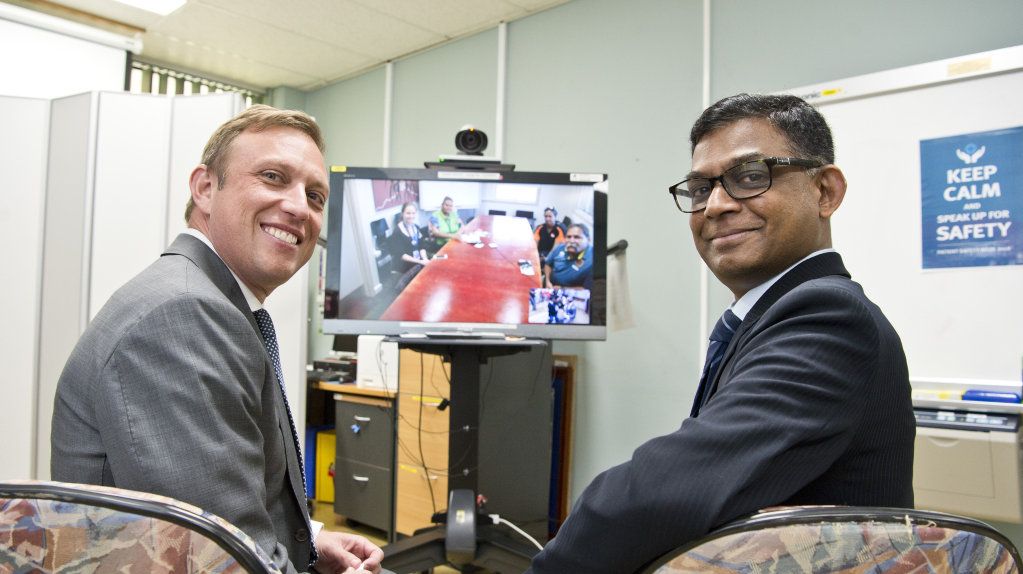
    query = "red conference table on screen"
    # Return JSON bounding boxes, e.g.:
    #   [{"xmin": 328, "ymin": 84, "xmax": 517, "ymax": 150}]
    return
[{"xmin": 380, "ymin": 215, "xmax": 541, "ymax": 324}]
